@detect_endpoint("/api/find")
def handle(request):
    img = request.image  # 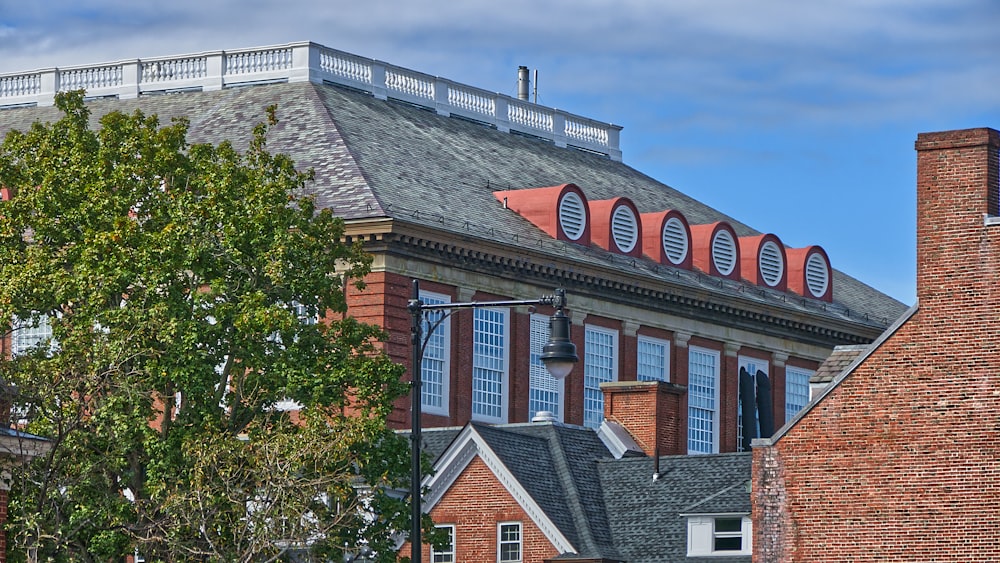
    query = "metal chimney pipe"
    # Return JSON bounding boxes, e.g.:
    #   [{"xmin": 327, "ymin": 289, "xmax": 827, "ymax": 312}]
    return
[{"xmin": 517, "ymin": 66, "xmax": 530, "ymax": 101}]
